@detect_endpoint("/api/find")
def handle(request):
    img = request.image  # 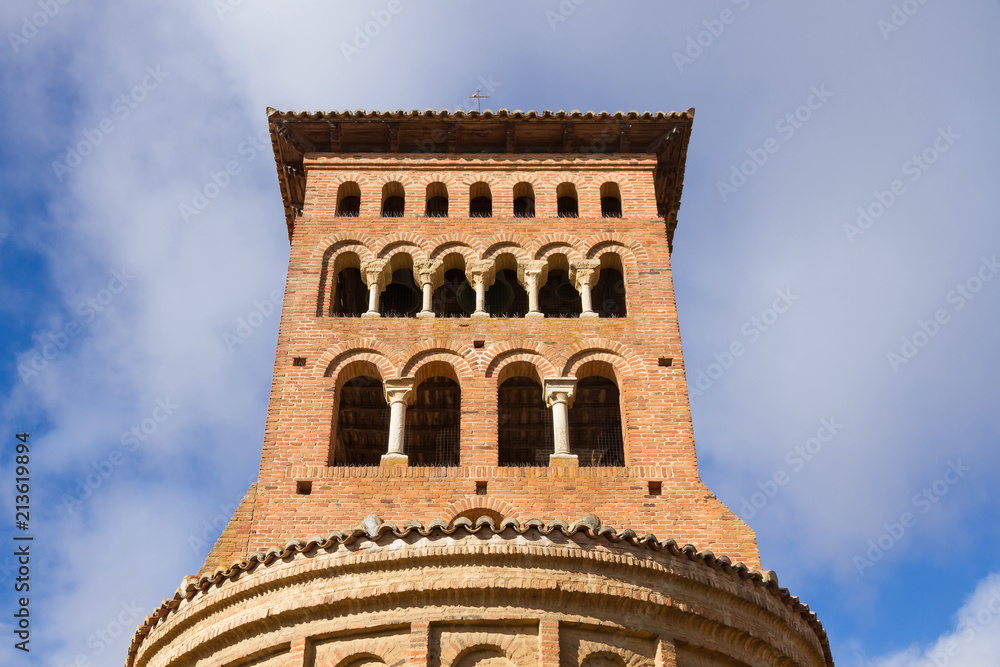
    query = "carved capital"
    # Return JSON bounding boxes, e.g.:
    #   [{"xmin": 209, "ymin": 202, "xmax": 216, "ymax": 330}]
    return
[
  {"xmin": 519, "ymin": 259, "xmax": 548, "ymax": 287},
  {"xmin": 569, "ymin": 259, "xmax": 601, "ymax": 290},
  {"xmin": 468, "ymin": 259, "xmax": 495, "ymax": 286},
  {"xmin": 543, "ymin": 377, "xmax": 578, "ymax": 409},
  {"xmin": 360, "ymin": 259, "xmax": 390, "ymax": 288},
  {"xmin": 413, "ymin": 259, "xmax": 444, "ymax": 288},
  {"xmin": 383, "ymin": 378, "xmax": 415, "ymax": 405}
]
